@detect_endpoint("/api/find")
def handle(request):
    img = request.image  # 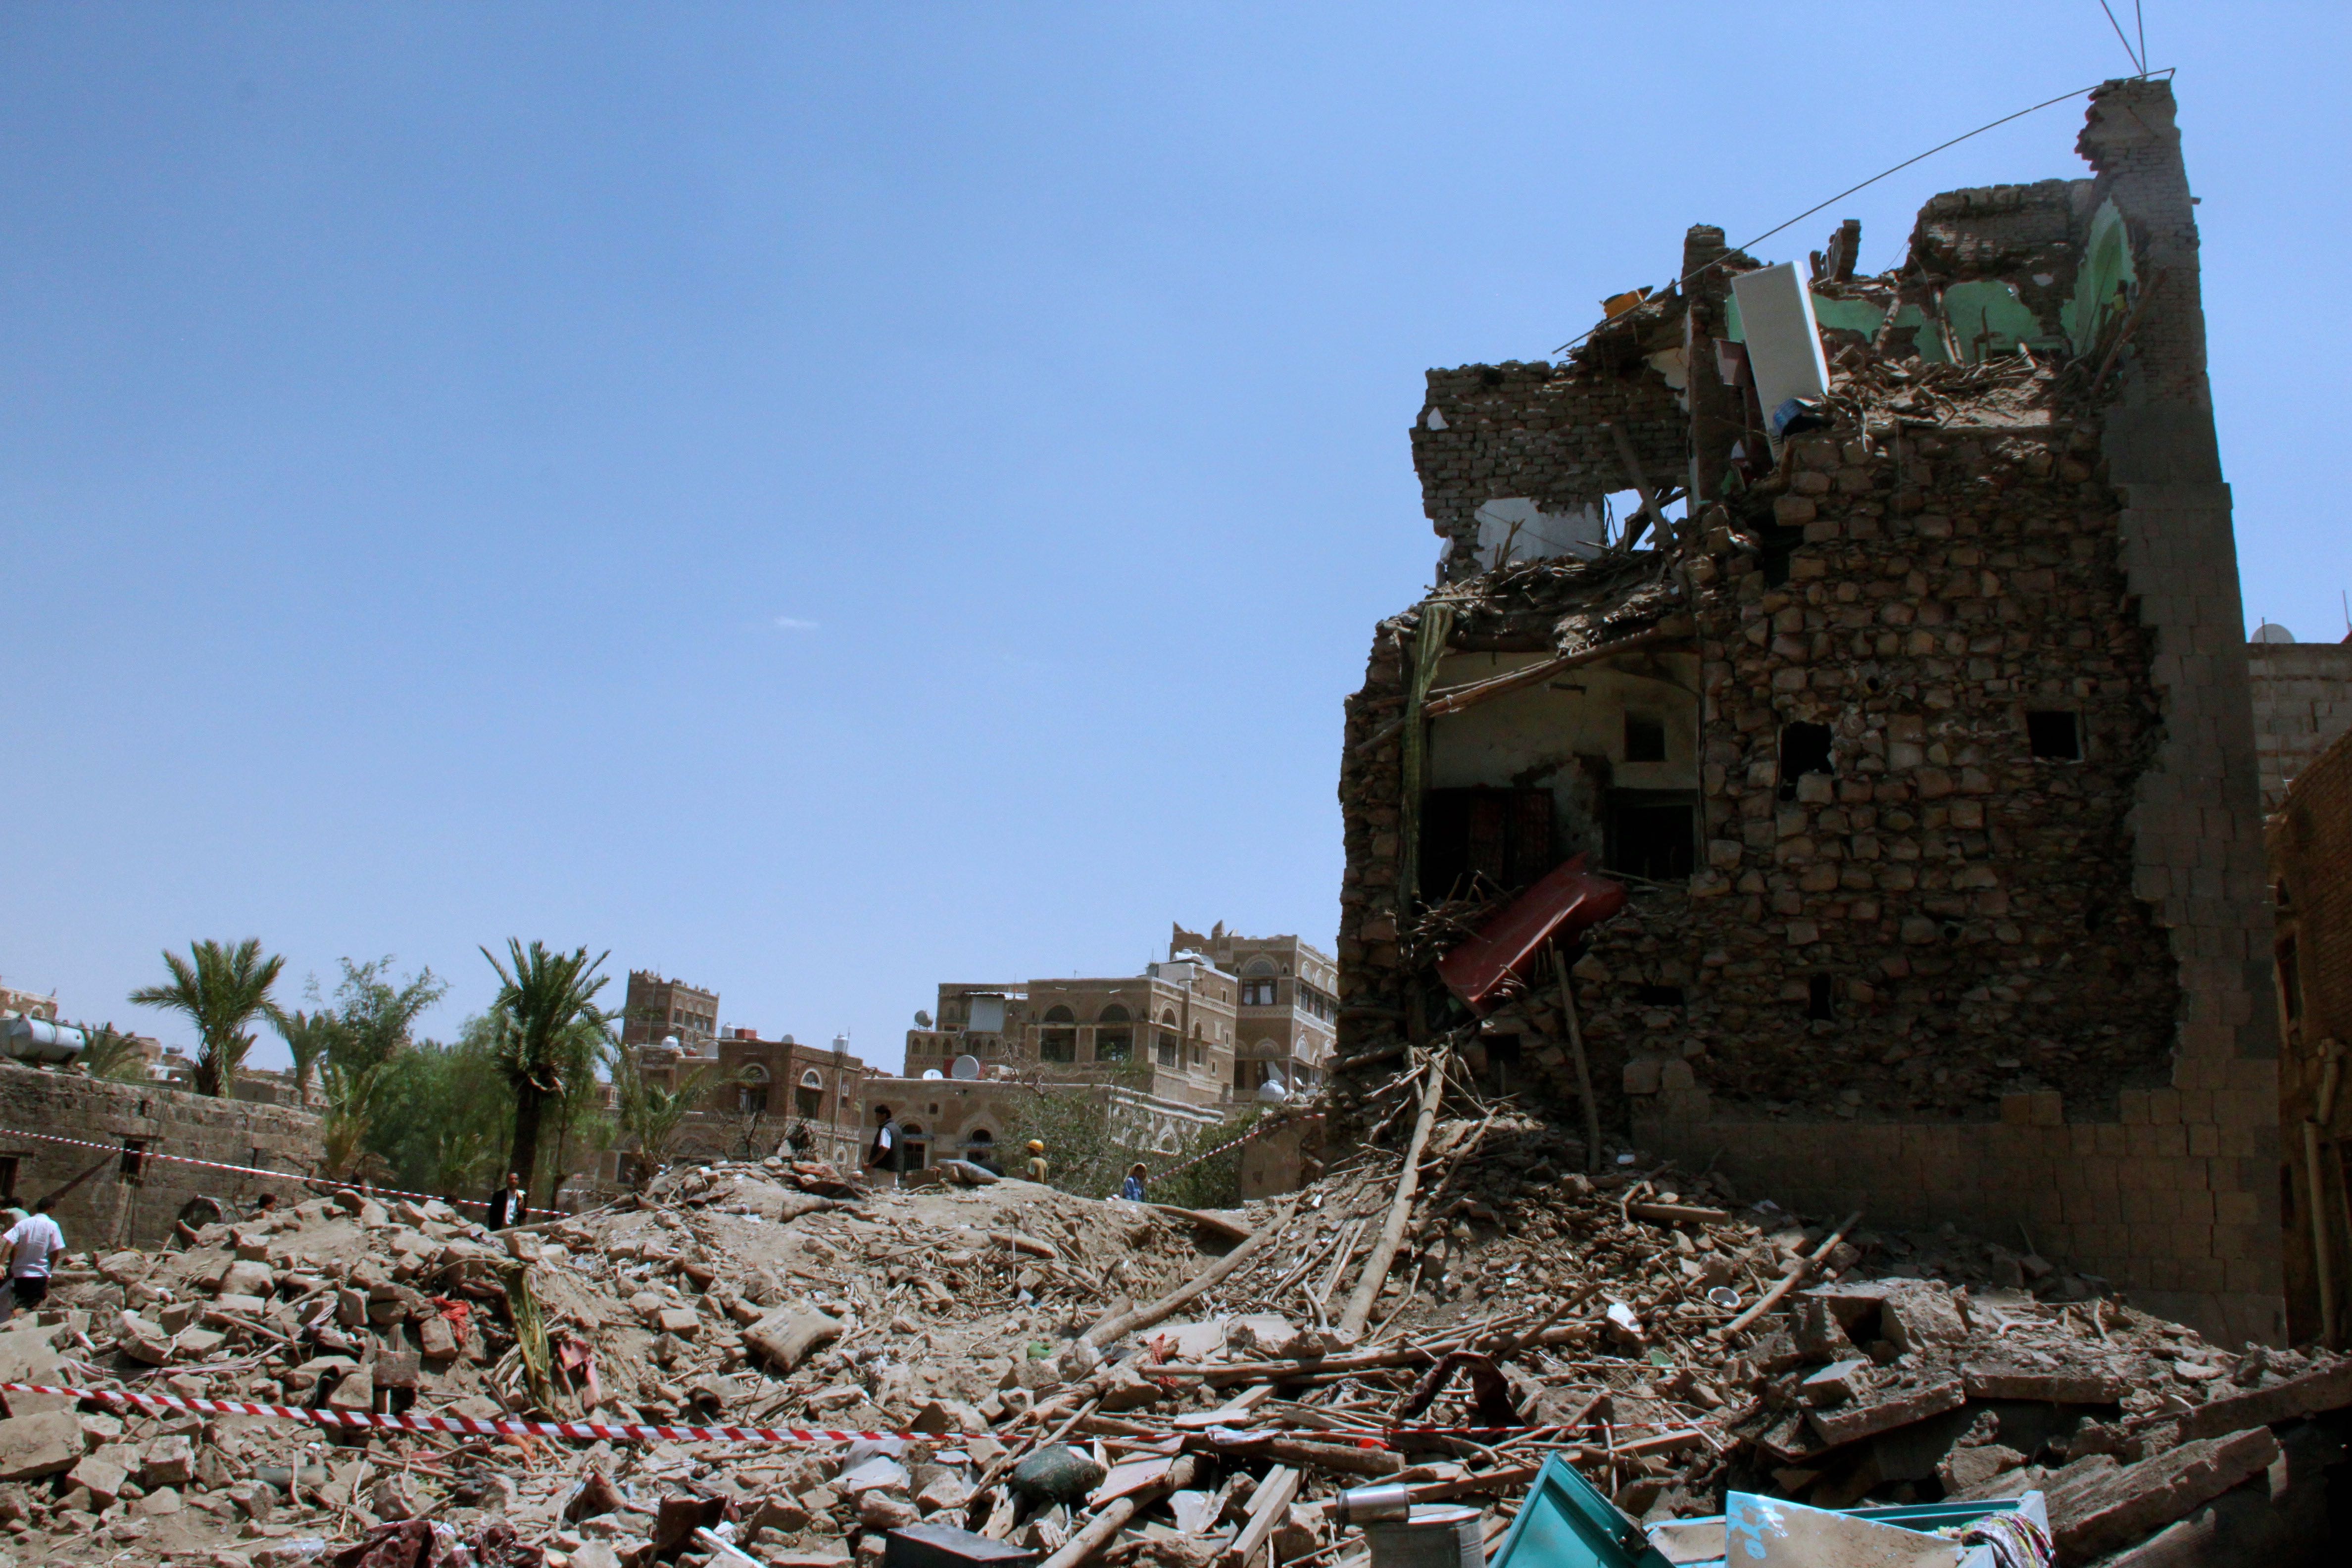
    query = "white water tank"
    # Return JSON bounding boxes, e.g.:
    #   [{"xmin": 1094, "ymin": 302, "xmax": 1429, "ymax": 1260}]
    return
[{"xmin": 1, "ymin": 1017, "xmax": 85, "ymax": 1065}]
